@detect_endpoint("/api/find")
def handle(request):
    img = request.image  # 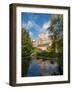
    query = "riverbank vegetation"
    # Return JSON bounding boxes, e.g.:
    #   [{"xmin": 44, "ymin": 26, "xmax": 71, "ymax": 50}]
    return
[{"xmin": 22, "ymin": 15, "xmax": 63, "ymax": 77}]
